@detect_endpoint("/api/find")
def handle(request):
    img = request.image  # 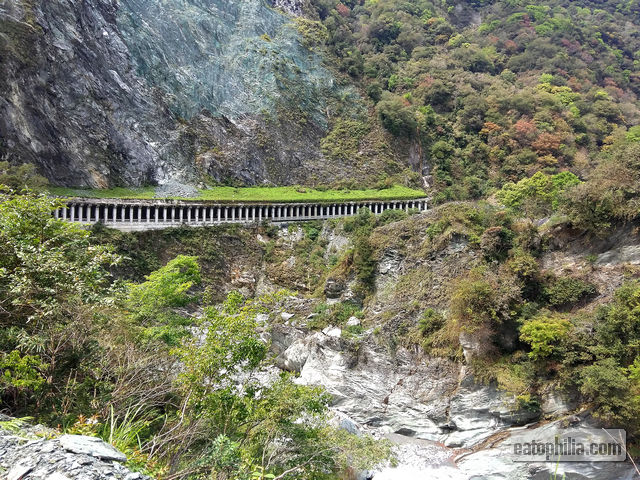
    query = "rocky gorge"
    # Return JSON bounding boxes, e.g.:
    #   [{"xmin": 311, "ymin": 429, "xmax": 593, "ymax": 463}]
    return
[{"xmin": 269, "ymin": 321, "xmax": 638, "ymax": 479}]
